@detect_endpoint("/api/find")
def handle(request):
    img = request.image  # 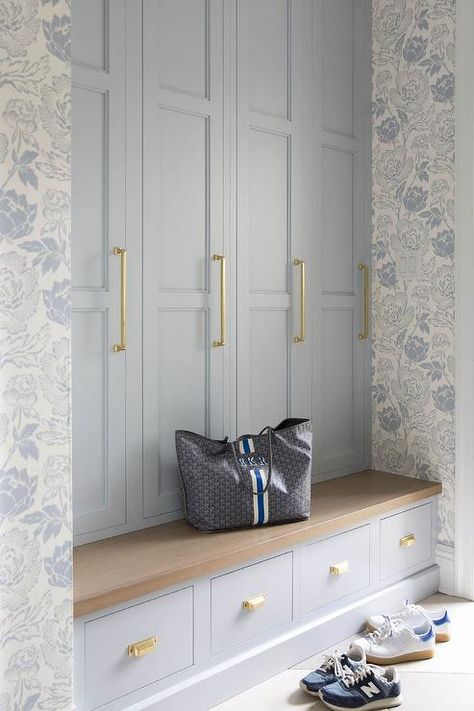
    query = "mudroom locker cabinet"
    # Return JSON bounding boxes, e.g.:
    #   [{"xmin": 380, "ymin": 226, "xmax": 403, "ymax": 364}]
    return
[{"xmin": 71, "ymin": 0, "xmax": 371, "ymax": 544}]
